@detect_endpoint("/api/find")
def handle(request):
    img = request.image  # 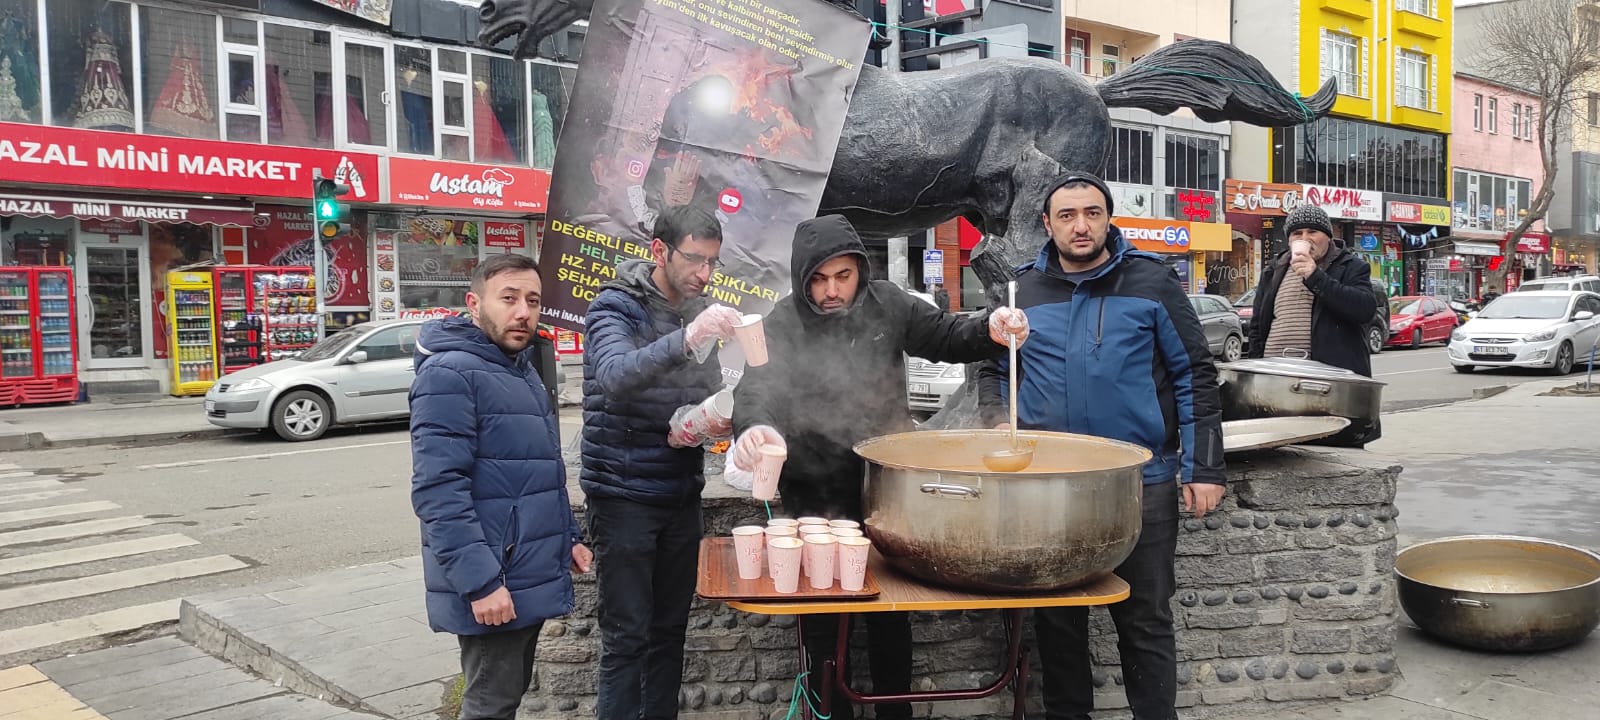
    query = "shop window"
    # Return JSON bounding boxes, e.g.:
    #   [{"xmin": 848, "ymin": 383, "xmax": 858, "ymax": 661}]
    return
[
  {"xmin": 1105, "ymin": 126, "xmax": 1153, "ymax": 186},
  {"xmin": 395, "ymin": 44, "xmax": 433, "ymax": 154},
  {"xmin": 529, "ymin": 61, "xmax": 575, "ymax": 169},
  {"xmin": 263, "ymin": 23, "xmax": 332, "ymax": 149},
  {"xmin": 48, "ymin": 0, "xmax": 134, "ymax": 132},
  {"xmin": 341, "ymin": 41, "xmax": 387, "ymax": 148},
  {"xmin": 438, "ymin": 49, "xmax": 471, "ymax": 161},
  {"xmin": 140, "ymin": 6, "xmax": 218, "ymax": 140},
  {"xmin": 394, "ymin": 217, "xmax": 480, "ymax": 311},
  {"xmin": 0, "ymin": 216, "xmax": 73, "ymax": 266},
  {"xmin": 473, "ymin": 54, "xmax": 525, "ymax": 164},
  {"xmin": 0, "ymin": 0, "xmax": 42, "ymax": 124}
]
